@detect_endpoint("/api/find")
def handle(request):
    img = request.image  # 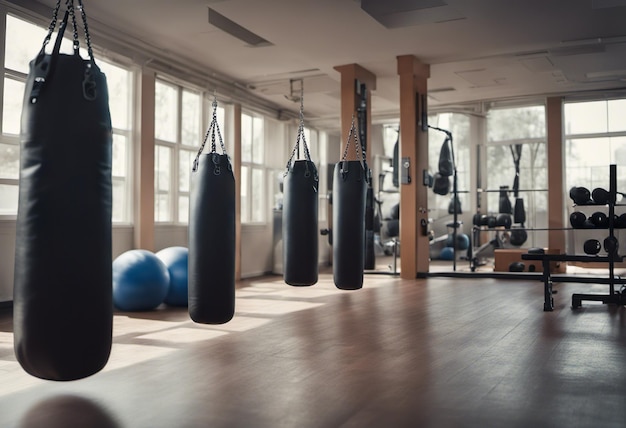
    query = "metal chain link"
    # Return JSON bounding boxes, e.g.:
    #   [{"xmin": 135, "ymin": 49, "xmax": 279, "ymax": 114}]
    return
[
  {"xmin": 340, "ymin": 114, "xmax": 367, "ymax": 178},
  {"xmin": 41, "ymin": 0, "xmax": 63, "ymax": 49},
  {"xmin": 193, "ymin": 97, "xmax": 228, "ymax": 172},
  {"xmin": 284, "ymin": 84, "xmax": 317, "ymax": 181},
  {"xmin": 77, "ymin": 0, "xmax": 95, "ymax": 60},
  {"xmin": 66, "ymin": 0, "xmax": 80, "ymax": 53}
]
